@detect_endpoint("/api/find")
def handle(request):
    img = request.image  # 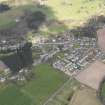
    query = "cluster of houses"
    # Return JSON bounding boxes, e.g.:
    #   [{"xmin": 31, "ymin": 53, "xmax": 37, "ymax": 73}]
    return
[
  {"xmin": 0, "ymin": 40, "xmax": 30, "ymax": 83},
  {"xmin": 0, "ymin": 40, "xmax": 26, "ymax": 51},
  {"xmin": 31, "ymin": 32, "xmax": 104, "ymax": 77},
  {"xmin": 1, "ymin": 26, "xmax": 105, "ymax": 82},
  {"xmin": 53, "ymin": 35, "xmax": 98, "ymax": 76},
  {"xmin": 0, "ymin": 60, "xmax": 30, "ymax": 83},
  {"xmin": 52, "ymin": 26, "xmax": 105, "ymax": 76}
]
